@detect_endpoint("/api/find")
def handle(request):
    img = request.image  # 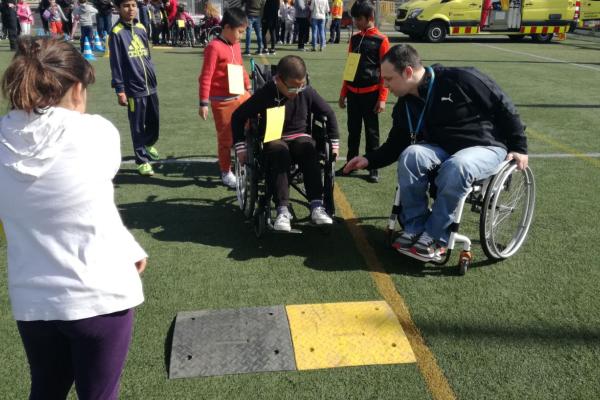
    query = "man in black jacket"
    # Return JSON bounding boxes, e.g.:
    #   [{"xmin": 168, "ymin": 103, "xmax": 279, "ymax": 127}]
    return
[{"xmin": 344, "ymin": 44, "xmax": 528, "ymax": 260}]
